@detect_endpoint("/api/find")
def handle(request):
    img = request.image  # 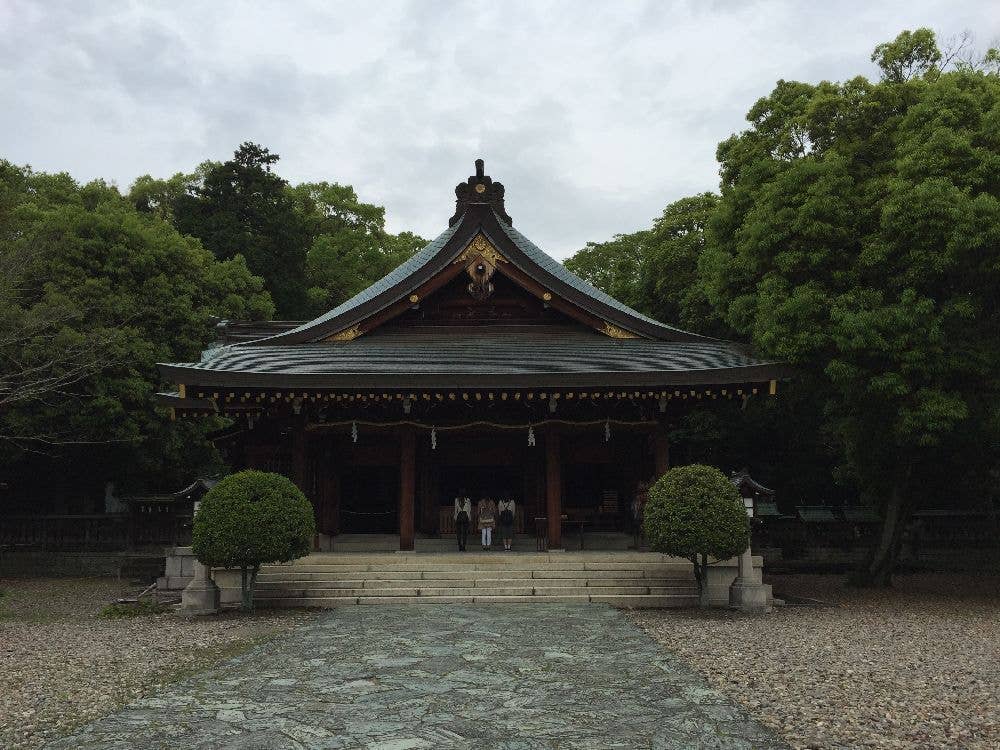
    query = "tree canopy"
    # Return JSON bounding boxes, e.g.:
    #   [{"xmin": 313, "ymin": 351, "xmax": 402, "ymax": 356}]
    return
[
  {"xmin": 132, "ymin": 143, "xmax": 427, "ymax": 319},
  {"xmin": 566, "ymin": 29, "xmax": 1000, "ymax": 585},
  {"xmin": 0, "ymin": 161, "xmax": 273, "ymax": 505},
  {"xmin": 701, "ymin": 30, "xmax": 1000, "ymax": 585}
]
